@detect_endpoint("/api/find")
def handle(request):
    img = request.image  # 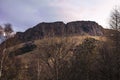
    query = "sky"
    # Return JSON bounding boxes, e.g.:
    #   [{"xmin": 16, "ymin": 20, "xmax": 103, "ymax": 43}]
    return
[{"xmin": 0, "ymin": 0, "xmax": 120, "ymax": 32}]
